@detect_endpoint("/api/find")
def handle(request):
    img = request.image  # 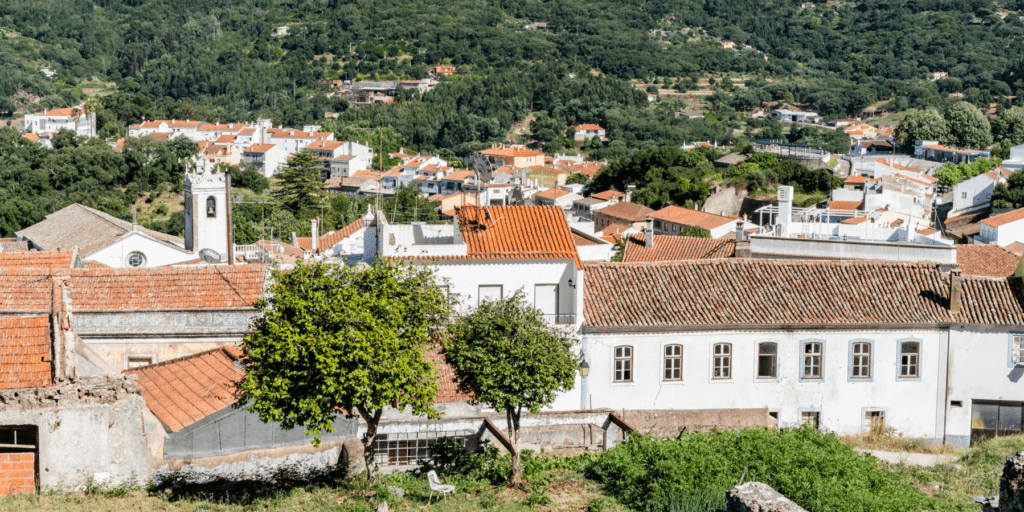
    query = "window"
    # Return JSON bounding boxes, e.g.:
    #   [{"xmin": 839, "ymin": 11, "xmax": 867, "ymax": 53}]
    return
[
  {"xmin": 126, "ymin": 251, "xmax": 146, "ymax": 268},
  {"xmin": 478, "ymin": 285, "xmax": 502, "ymax": 305},
  {"xmin": 802, "ymin": 342, "xmax": 822, "ymax": 379},
  {"xmin": 373, "ymin": 431, "xmax": 473, "ymax": 466},
  {"xmin": 534, "ymin": 284, "xmax": 558, "ymax": 316},
  {"xmin": 757, "ymin": 342, "xmax": 778, "ymax": 378},
  {"xmin": 126, "ymin": 355, "xmax": 155, "ymax": 369},
  {"xmin": 713, "ymin": 343, "xmax": 732, "ymax": 379},
  {"xmin": 1013, "ymin": 335, "xmax": 1024, "ymax": 365},
  {"xmin": 206, "ymin": 196, "xmax": 217, "ymax": 217},
  {"xmin": 971, "ymin": 400, "xmax": 1024, "ymax": 445},
  {"xmin": 851, "ymin": 342, "xmax": 872, "ymax": 379},
  {"xmin": 614, "ymin": 346, "xmax": 633, "ymax": 382},
  {"xmin": 899, "ymin": 341, "xmax": 920, "ymax": 378},
  {"xmin": 864, "ymin": 410, "xmax": 885, "ymax": 433},
  {"xmin": 663, "ymin": 345, "xmax": 683, "ymax": 381},
  {"xmin": 801, "ymin": 411, "xmax": 820, "ymax": 429},
  {"xmin": 962, "ymin": 191, "xmax": 967, "ymax": 199}
]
